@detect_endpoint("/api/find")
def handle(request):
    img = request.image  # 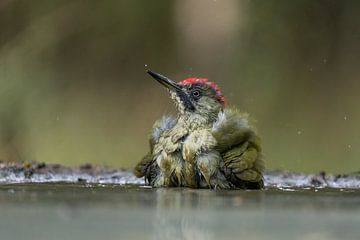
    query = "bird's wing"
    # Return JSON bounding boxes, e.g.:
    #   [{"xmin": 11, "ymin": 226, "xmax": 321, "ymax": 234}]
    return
[
  {"xmin": 211, "ymin": 107, "xmax": 264, "ymax": 189},
  {"xmin": 134, "ymin": 116, "xmax": 176, "ymax": 178}
]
